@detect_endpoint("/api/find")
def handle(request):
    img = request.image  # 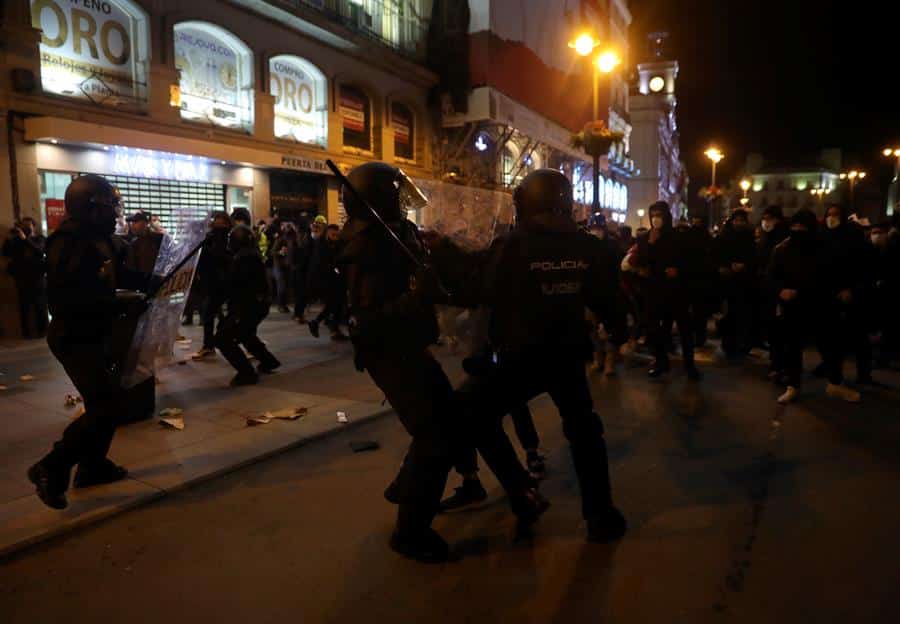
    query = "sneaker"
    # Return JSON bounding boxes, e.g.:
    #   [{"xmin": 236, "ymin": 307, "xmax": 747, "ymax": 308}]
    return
[
  {"xmin": 439, "ymin": 479, "xmax": 488, "ymax": 512},
  {"xmin": 307, "ymin": 320, "xmax": 320, "ymax": 338},
  {"xmin": 777, "ymin": 386, "xmax": 799, "ymax": 404},
  {"xmin": 603, "ymin": 350, "xmax": 617, "ymax": 377},
  {"xmin": 389, "ymin": 528, "xmax": 450, "ymax": 564},
  {"xmin": 73, "ymin": 459, "xmax": 128, "ymax": 489},
  {"xmin": 647, "ymin": 360, "xmax": 670, "ymax": 378},
  {"xmin": 257, "ymin": 357, "xmax": 282, "ymax": 374},
  {"xmin": 826, "ymin": 383, "xmax": 861, "ymax": 403},
  {"xmin": 230, "ymin": 371, "xmax": 259, "ymax": 387},
  {"xmin": 27, "ymin": 462, "xmax": 69, "ymax": 510},
  {"xmin": 191, "ymin": 347, "xmax": 216, "ymax": 360},
  {"xmin": 587, "ymin": 507, "xmax": 627, "ymax": 543},
  {"xmin": 526, "ymin": 452, "xmax": 547, "ymax": 480},
  {"xmin": 330, "ymin": 330, "xmax": 350, "ymax": 342}
]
